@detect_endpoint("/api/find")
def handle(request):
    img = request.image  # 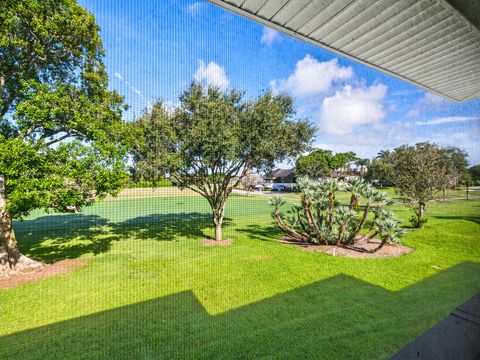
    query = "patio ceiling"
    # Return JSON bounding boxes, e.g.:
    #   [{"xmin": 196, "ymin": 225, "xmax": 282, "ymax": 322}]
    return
[{"xmin": 207, "ymin": 0, "xmax": 480, "ymax": 102}]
